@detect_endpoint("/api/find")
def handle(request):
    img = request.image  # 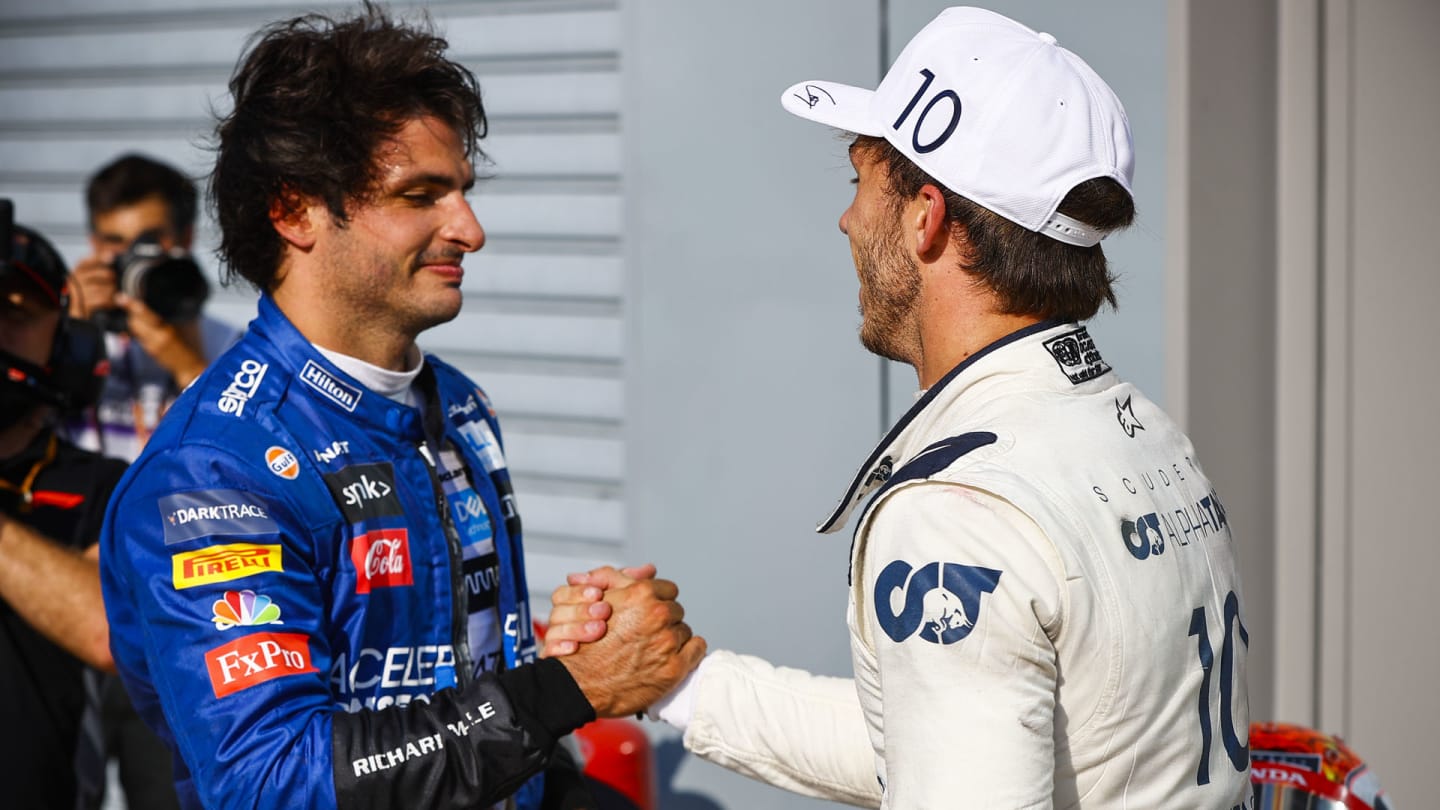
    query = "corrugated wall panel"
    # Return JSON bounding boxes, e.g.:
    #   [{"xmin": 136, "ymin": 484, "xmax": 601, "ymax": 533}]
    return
[{"xmin": 0, "ymin": 1, "xmax": 626, "ymax": 561}]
